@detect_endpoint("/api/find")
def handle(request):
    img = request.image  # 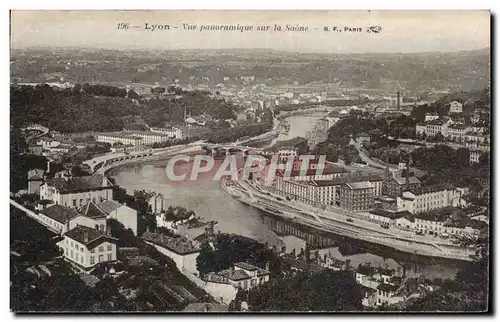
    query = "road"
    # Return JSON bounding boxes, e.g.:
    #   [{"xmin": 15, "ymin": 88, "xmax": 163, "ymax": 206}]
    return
[{"xmin": 231, "ymin": 176, "xmax": 474, "ymax": 252}]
